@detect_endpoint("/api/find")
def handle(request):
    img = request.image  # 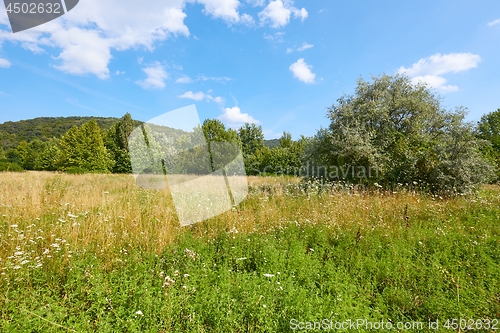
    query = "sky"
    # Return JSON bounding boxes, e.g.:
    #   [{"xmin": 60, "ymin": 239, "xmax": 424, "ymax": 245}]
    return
[{"xmin": 0, "ymin": 0, "xmax": 499, "ymax": 139}]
